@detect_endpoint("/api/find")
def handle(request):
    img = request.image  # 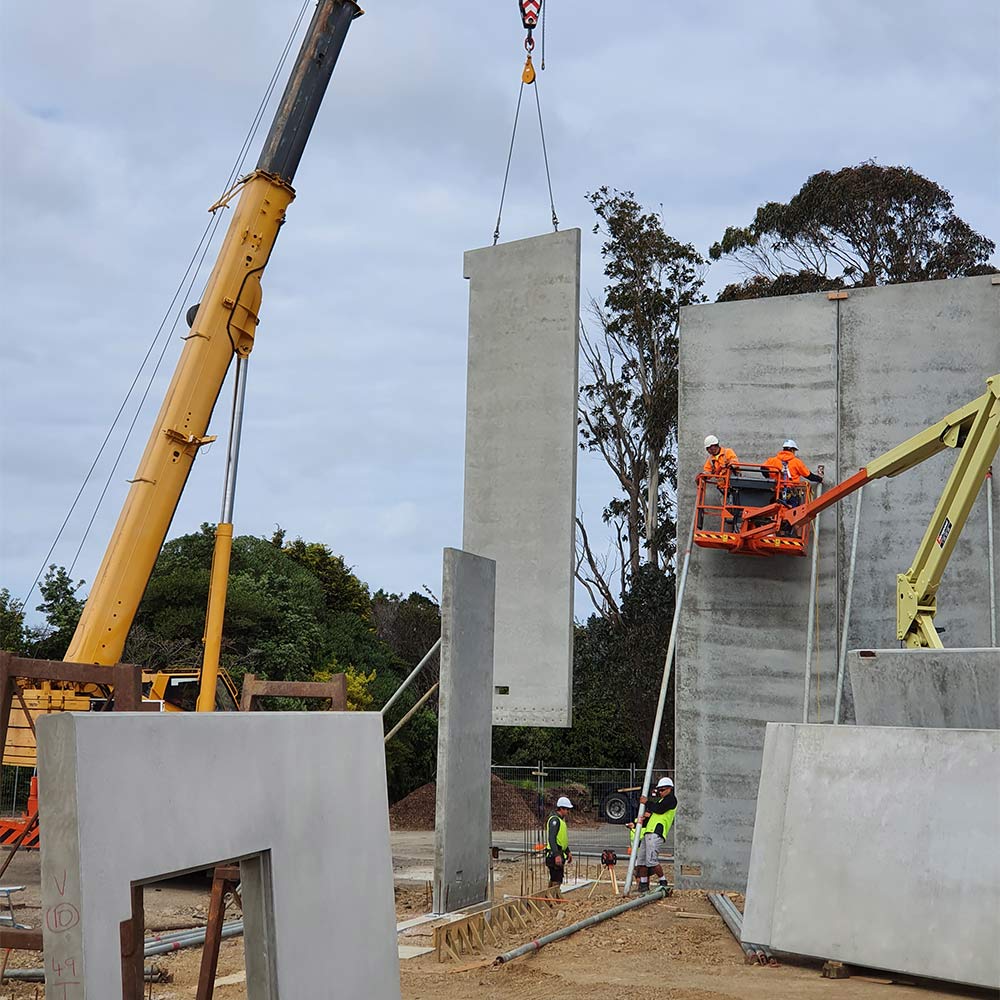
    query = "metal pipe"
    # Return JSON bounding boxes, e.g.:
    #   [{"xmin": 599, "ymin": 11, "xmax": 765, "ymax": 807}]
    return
[
  {"xmin": 4, "ymin": 966, "xmax": 164, "ymax": 983},
  {"xmin": 144, "ymin": 926, "xmax": 204, "ymax": 945},
  {"xmin": 197, "ymin": 355, "xmax": 250, "ymax": 713},
  {"xmin": 381, "ymin": 638, "xmax": 441, "ymax": 717},
  {"xmin": 988, "ymin": 468, "xmax": 996, "ymax": 646},
  {"xmin": 713, "ymin": 891, "xmax": 774, "ymax": 965},
  {"xmin": 197, "ymin": 522, "xmax": 234, "ymax": 713},
  {"xmin": 802, "ymin": 485, "xmax": 822, "ymax": 723},
  {"xmin": 143, "ymin": 921, "xmax": 244, "ymax": 958},
  {"xmin": 384, "ymin": 682, "xmax": 438, "ymax": 744},
  {"xmin": 622, "ymin": 514, "xmax": 697, "ymax": 895},
  {"xmin": 494, "ymin": 886, "xmax": 667, "ymax": 965},
  {"xmin": 221, "ymin": 355, "xmax": 250, "ymax": 524},
  {"xmin": 834, "ymin": 485, "xmax": 863, "ymax": 725},
  {"xmin": 707, "ymin": 893, "xmax": 756, "ymax": 962}
]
